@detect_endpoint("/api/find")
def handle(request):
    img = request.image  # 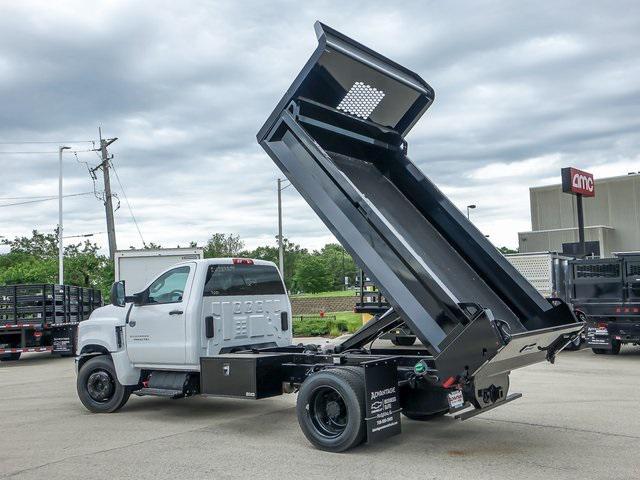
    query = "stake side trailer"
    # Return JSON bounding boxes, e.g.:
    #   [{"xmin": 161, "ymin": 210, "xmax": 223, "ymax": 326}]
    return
[
  {"xmin": 1, "ymin": 284, "xmax": 101, "ymax": 361},
  {"xmin": 75, "ymin": 23, "xmax": 582, "ymax": 453}
]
